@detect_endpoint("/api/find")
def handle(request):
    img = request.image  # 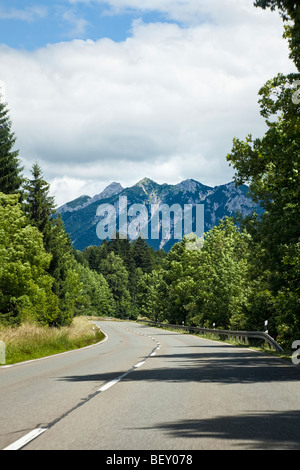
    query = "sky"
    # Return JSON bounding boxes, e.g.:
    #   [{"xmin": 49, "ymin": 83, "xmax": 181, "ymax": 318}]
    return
[{"xmin": 0, "ymin": 0, "xmax": 296, "ymax": 207}]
